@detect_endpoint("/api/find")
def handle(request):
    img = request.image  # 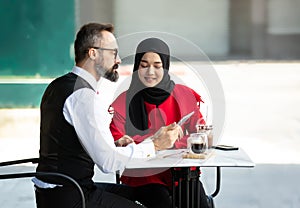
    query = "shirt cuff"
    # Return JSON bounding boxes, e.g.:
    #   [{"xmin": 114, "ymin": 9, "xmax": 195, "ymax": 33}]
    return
[{"xmin": 135, "ymin": 138, "xmax": 156, "ymax": 159}]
